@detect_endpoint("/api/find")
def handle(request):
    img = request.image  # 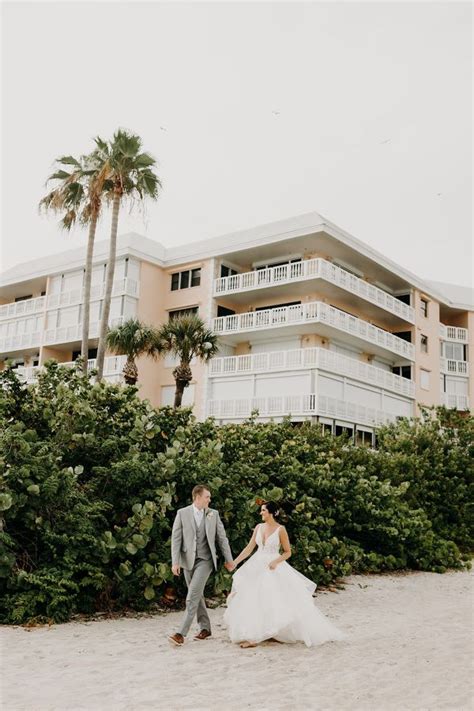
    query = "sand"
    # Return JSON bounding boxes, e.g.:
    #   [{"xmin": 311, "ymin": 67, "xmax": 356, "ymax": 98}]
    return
[{"xmin": 1, "ymin": 568, "xmax": 472, "ymax": 711}]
